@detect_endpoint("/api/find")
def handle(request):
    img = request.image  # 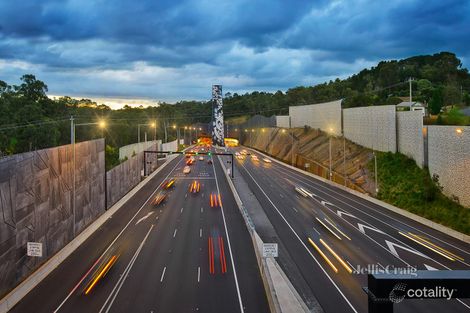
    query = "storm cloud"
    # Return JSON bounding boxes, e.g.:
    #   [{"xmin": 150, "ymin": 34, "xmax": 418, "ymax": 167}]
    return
[{"xmin": 0, "ymin": 0, "xmax": 469, "ymax": 104}]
